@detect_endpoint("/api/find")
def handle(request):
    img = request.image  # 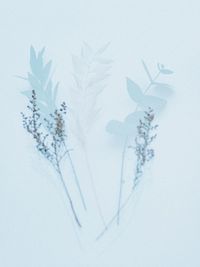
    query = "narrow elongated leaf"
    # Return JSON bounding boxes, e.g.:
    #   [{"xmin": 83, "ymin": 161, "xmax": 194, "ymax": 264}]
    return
[
  {"xmin": 42, "ymin": 60, "xmax": 52, "ymax": 83},
  {"xmin": 157, "ymin": 63, "xmax": 173, "ymax": 74},
  {"xmin": 95, "ymin": 42, "xmax": 110, "ymax": 56},
  {"xmin": 70, "ymin": 43, "xmax": 112, "ymax": 141},
  {"xmin": 30, "ymin": 46, "xmax": 37, "ymax": 75},
  {"xmin": 21, "ymin": 90, "xmax": 32, "ymax": 99},
  {"xmin": 81, "ymin": 42, "xmax": 93, "ymax": 61},
  {"xmin": 160, "ymin": 68, "xmax": 174, "ymax": 75},
  {"xmin": 94, "ymin": 57, "xmax": 113, "ymax": 64},
  {"xmin": 53, "ymin": 82, "xmax": 59, "ymax": 103},
  {"xmin": 72, "ymin": 55, "xmax": 85, "ymax": 74},
  {"xmin": 28, "ymin": 72, "xmax": 41, "ymax": 91}
]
